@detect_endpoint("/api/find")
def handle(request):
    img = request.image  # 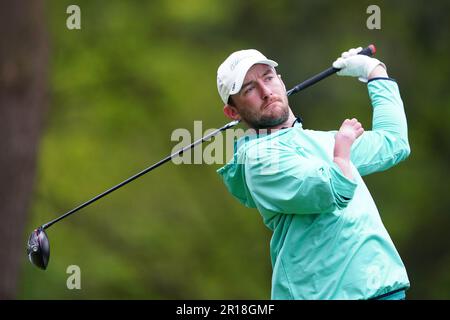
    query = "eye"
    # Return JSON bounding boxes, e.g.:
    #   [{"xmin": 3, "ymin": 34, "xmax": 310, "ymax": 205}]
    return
[
  {"xmin": 265, "ymin": 76, "xmax": 274, "ymax": 82},
  {"xmin": 244, "ymin": 86, "xmax": 254, "ymax": 95}
]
